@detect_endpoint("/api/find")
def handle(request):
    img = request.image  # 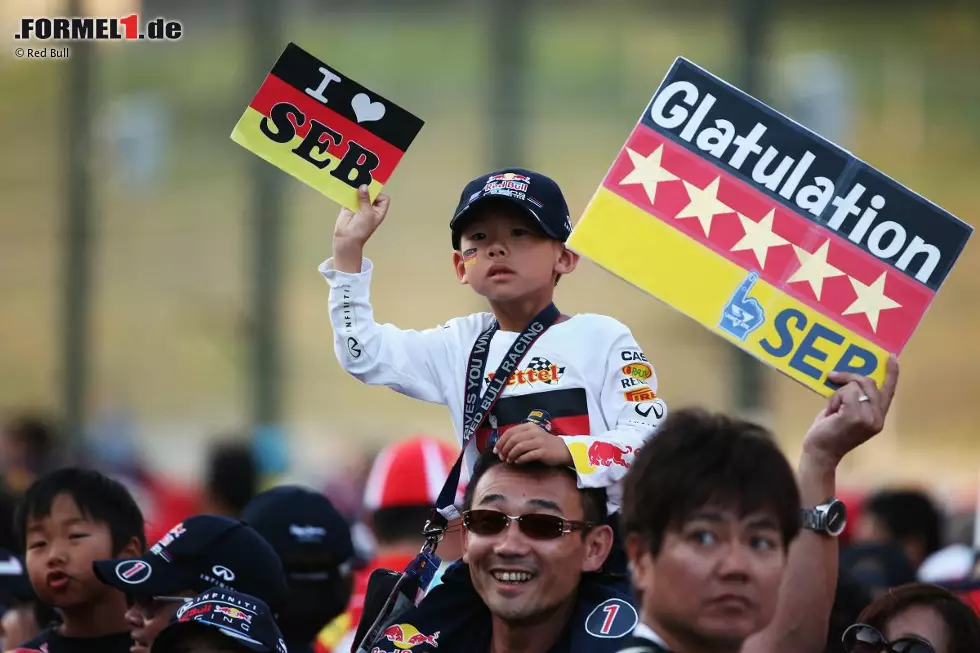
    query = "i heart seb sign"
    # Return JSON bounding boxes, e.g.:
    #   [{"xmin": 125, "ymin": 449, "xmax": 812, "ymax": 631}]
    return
[{"xmin": 231, "ymin": 42, "xmax": 425, "ymax": 211}]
